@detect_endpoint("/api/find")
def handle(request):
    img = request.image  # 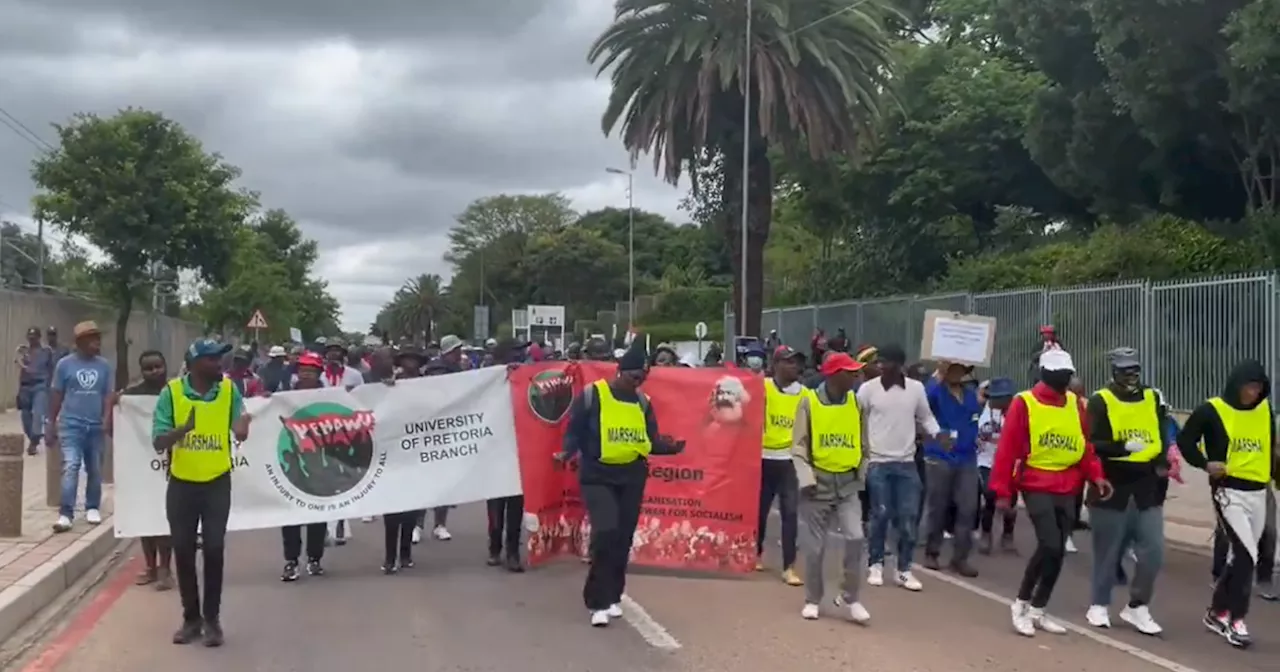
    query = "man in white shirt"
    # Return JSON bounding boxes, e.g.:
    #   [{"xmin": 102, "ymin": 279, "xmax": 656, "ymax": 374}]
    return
[{"xmin": 856, "ymin": 344, "xmax": 945, "ymax": 591}]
